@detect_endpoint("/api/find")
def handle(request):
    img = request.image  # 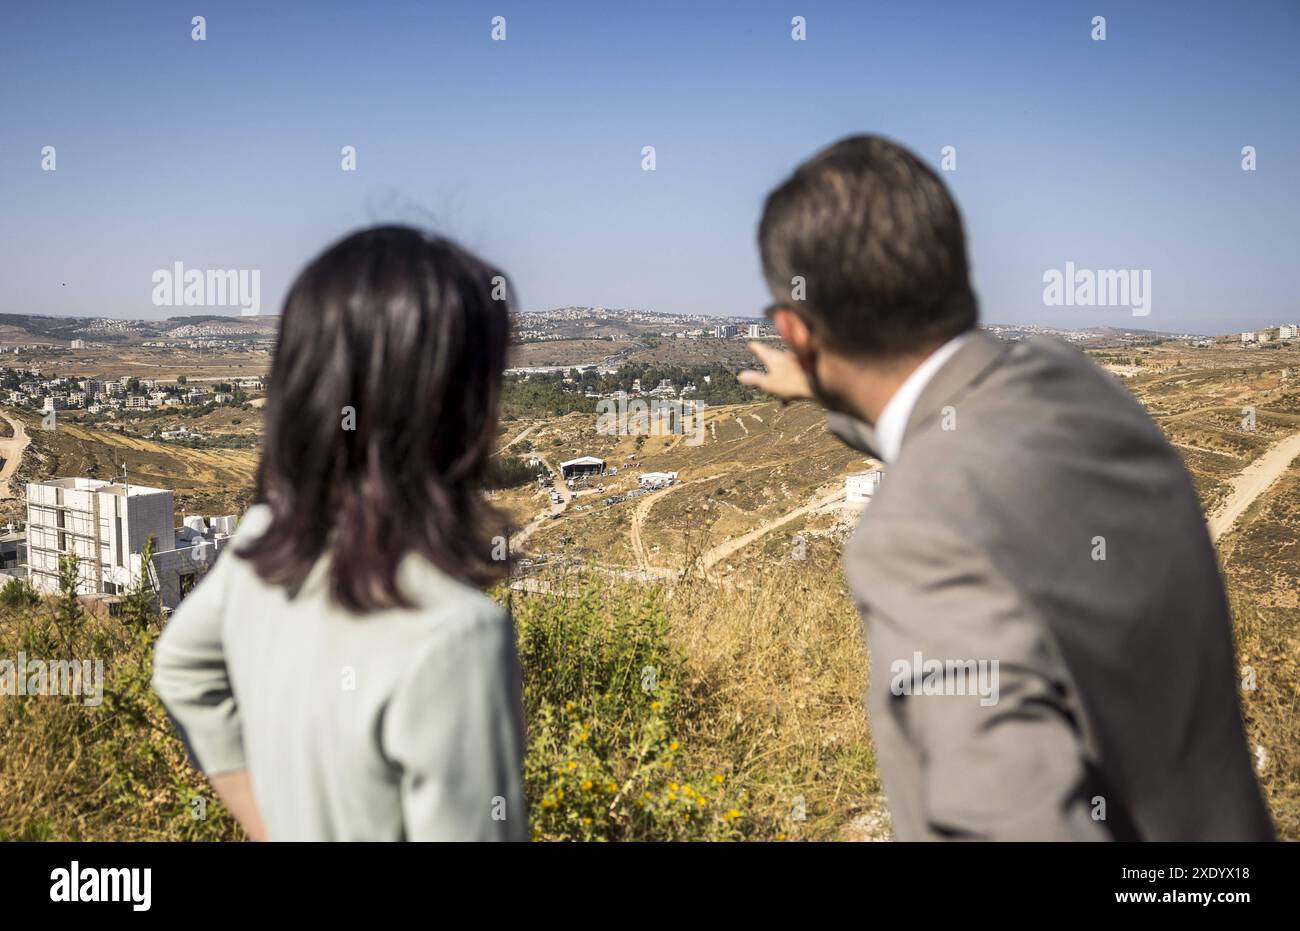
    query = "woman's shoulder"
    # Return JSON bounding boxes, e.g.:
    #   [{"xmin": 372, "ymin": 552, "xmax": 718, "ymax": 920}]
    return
[
  {"xmin": 402, "ymin": 563, "xmax": 510, "ymax": 640},
  {"xmin": 227, "ymin": 503, "xmax": 508, "ymax": 635},
  {"xmin": 230, "ymin": 504, "xmax": 274, "ymax": 547},
  {"xmin": 387, "ymin": 580, "xmax": 514, "ymax": 701}
]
